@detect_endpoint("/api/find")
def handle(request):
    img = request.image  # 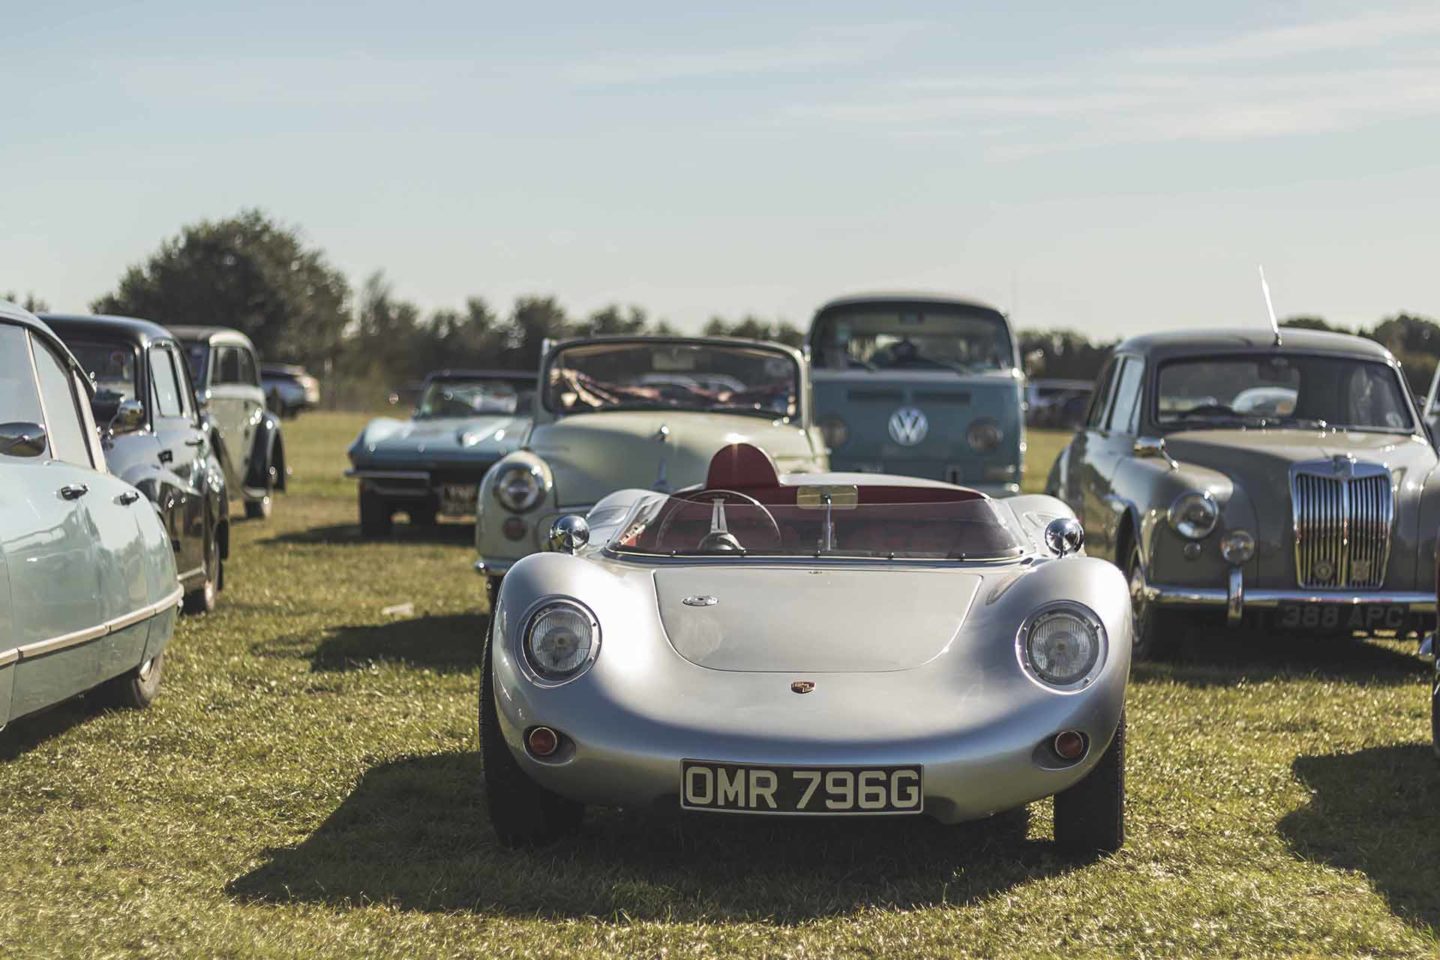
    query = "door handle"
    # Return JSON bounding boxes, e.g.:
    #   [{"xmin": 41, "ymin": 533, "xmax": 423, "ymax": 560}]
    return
[
  {"xmin": 159, "ymin": 449, "xmax": 174, "ymax": 464},
  {"xmin": 117, "ymin": 490, "xmax": 142, "ymax": 506},
  {"xmin": 59, "ymin": 484, "xmax": 89, "ymax": 500},
  {"xmin": 184, "ymin": 437, "xmax": 205, "ymax": 447}
]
